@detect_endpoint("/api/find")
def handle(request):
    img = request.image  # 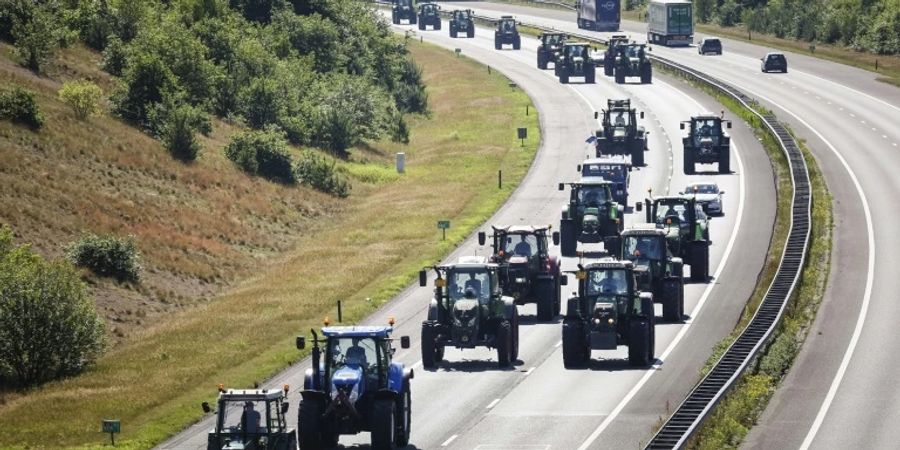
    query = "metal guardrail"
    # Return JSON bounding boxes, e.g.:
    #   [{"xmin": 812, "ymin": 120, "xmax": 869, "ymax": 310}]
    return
[{"xmin": 376, "ymin": 4, "xmax": 812, "ymax": 447}]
